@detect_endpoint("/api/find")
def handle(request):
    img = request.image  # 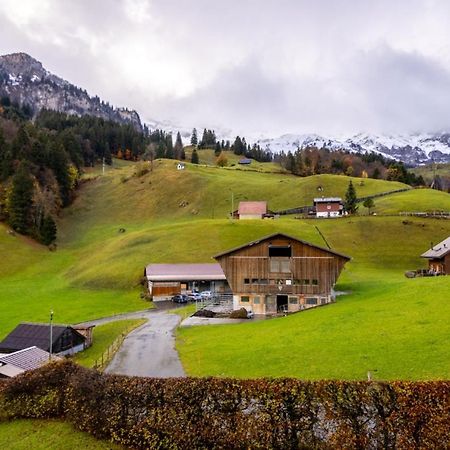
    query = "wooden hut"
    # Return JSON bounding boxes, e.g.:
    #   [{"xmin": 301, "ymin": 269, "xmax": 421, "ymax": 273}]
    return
[
  {"xmin": 421, "ymin": 236, "xmax": 450, "ymax": 275},
  {"xmin": 214, "ymin": 232, "xmax": 350, "ymax": 315}
]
